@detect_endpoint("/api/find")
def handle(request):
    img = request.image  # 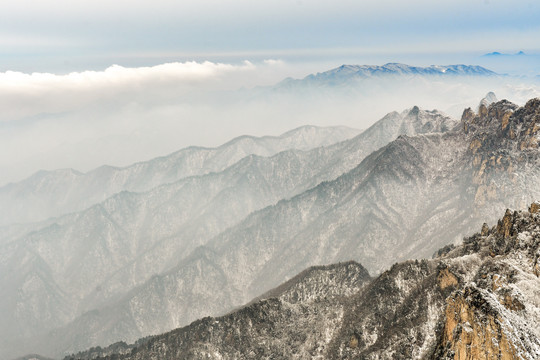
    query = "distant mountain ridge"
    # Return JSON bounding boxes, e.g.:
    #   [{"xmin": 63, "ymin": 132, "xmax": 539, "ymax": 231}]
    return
[
  {"xmin": 483, "ymin": 51, "xmax": 526, "ymax": 57},
  {"xmin": 0, "ymin": 125, "xmax": 360, "ymax": 226},
  {"xmin": 278, "ymin": 63, "xmax": 497, "ymax": 88}
]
